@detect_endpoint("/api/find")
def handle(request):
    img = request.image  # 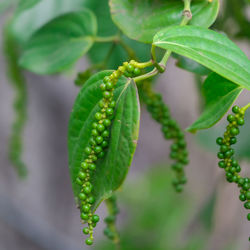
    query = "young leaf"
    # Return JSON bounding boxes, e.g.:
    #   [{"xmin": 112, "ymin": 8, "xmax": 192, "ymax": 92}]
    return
[
  {"xmin": 153, "ymin": 26, "xmax": 250, "ymax": 90},
  {"xmin": 187, "ymin": 73, "xmax": 243, "ymax": 133},
  {"xmin": 172, "ymin": 53, "xmax": 211, "ymax": 75},
  {"xmin": 110, "ymin": 0, "xmax": 219, "ymax": 43},
  {"xmin": 19, "ymin": 10, "xmax": 97, "ymax": 74},
  {"xmin": 68, "ymin": 71, "xmax": 140, "ymax": 210}
]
